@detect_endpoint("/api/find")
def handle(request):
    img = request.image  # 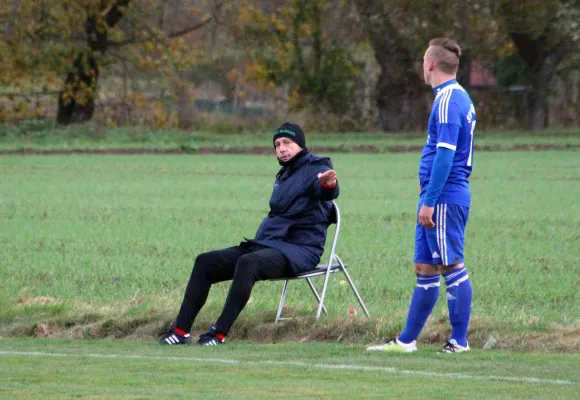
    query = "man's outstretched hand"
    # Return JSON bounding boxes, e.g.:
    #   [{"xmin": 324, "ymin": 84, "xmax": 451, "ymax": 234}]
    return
[{"xmin": 318, "ymin": 170, "xmax": 337, "ymax": 188}]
